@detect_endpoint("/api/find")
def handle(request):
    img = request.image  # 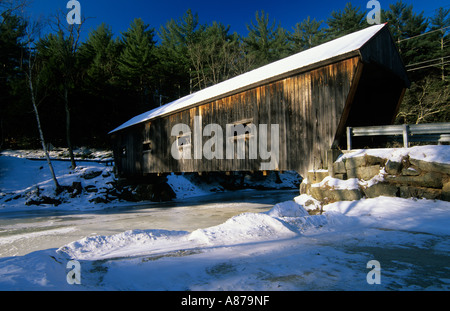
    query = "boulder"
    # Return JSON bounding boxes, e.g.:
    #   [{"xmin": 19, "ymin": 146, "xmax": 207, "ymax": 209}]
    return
[
  {"xmin": 363, "ymin": 182, "xmax": 398, "ymax": 198},
  {"xmin": 84, "ymin": 185, "xmax": 98, "ymax": 193},
  {"xmin": 332, "ymin": 160, "xmax": 346, "ymax": 175},
  {"xmin": 347, "ymin": 165, "xmax": 381, "ymax": 180},
  {"xmin": 307, "ymin": 170, "xmax": 329, "ymax": 184},
  {"xmin": 385, "ymin": 160, "xmax": 402, "ymax": 175},
  {"xmin": 401, "ymin": 166, "xmax": 421, "ymax": 176},
  {"xmin": 344, "ymin": 156, "xmax": 366, "ymax": 169},
  {"xmin": 399, "ymin": 186, "xmax": 442, "ymax": 200},
  {"xmin": 442, "ymin": 181, "xmax": 450, "ymax": 202},
  {"xmin": 409, "ymin": 158, "xmax": 450, "ymax": 175},
  {"xmin": 310, "ymin": 186, "xmax": 363, "ymax": 202},
  {"xmin": 81, "ymin": 170, "xmax": 102, "ymax": 180},
  {"xmin": 365, "ymin": 154, "xmax": 386, "ymax": 166},
  {"xmin": 386, "ymin": 171, "xmax": 443, "ymax": 189}
]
